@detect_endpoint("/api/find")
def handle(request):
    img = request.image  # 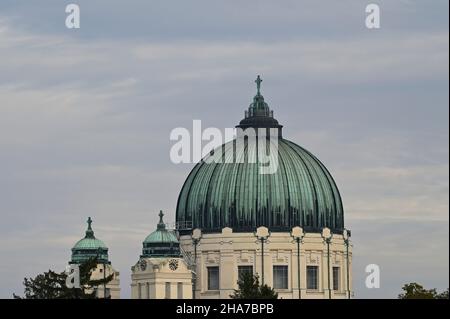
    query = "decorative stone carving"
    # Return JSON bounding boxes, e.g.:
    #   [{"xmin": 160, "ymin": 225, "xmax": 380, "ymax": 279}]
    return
[
  {"xmin": 237, "ymin": 250, "xmax": 254, "ymax": 264},
  {"xmin": 272, "ymin": 250, "xmax": 289, "ymax": 263},
  {"xmin": 332, "ymin": 252, "xmax": 340, "ymax": 265},
  {"xmin": 206, "ymin": 252, "xmax": 220, "ymax": 264},
  {"xmin": 306, "ymin": 251, "xmax": 320, "ymax": 264}
]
